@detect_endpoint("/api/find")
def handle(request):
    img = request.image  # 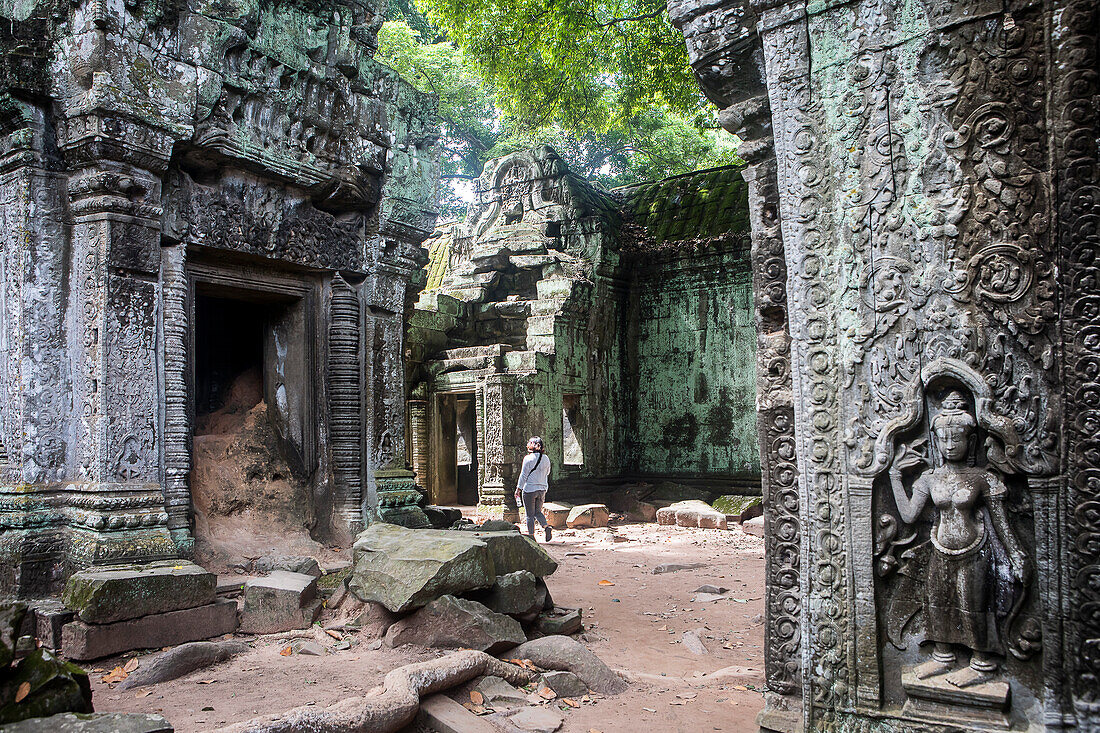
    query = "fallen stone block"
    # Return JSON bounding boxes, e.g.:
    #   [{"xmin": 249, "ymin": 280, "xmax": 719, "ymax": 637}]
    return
[
  {"xmin": 534, "ymin": 607, "xmax": 582, "ymax": 636},
  {"xmin": 477, "ymin": 519, "xmax": 518, "ymax": 532},
  {"xmin": 565, "ymin": 504, "xmax": 609, "ymax": 529},
  {"xmin": 238, "ymin": 571, "xmax": 322, "ymax": 634},
  {"xmin": 474, "ymin": 675, "xmax": 529, "ymax": 710},
  {"xmin": 509, "ymin": 636, "xmax": 627, "ymax": 695},
  {"xmin": 346, "ymin": 601, "xmax": 399, "ymax": 640},
  {"xmin": 536, "ymin": 670, "xmax": 588, "ymax": 698},
  {"xmin": 61, "ymin": 599, "xmax": 238, "ymax": 661},
  {"xmin": 253, "ymin": 555, "xmax": 321, "ymax": 578},
  {"xmin": 423, "ymin": 506, "xmax": 463, "ymax": 529},
  {"xmin": 624, "ymin": 499, "xmax": 657, "ymax": 523},
  {"xmin": 742, "ymin": 515, "xmax": 764, "ymax": 537},
  {"xmin": 293, "ymin": 640, "xmax": 324, "ymax": 656},
  {"xmin": 540, "ymin": 502, "xmax": 572, "ymax": 529},
  {"xmin": 656, "ymin": 500, "xmax": 728, "ymax": 530},
  {"xmin": 348, "ymin": 524, "xmax": 496, "ymax": 613},
  {"xmin": 62, "ymin": 561, "xmax": 216, "ymax": 625},
  {"xmin": 712, "ymin": 495, "xmax": 763, "ymax": 523},
  {"xmin": 505, "ymin": 704, "xmax": 563, "ymax": 732},
  {"xmin": 477, "ymin": 570, "xmax": 541, "ymax": 616},
  {"xmin": 384, "ymin": 596, "xmax": 525, "ymax": 654},
  {"xmin": 0, "ymin": 712, "xmax": 173, "ymax": 732},
  {"xmin": 417, "ymin": 694, "xmax": 499, "ymax": 733},
  {"xmin": 469, "ymin": 531, "xmax": 557, "ymax": 578},
  {"xmin": 33, "ymin": 602, "xmax": 73, "ymax": 653},
  {"xmin": 119, "ymin": 640, "xmax": 250, "ymax": 689},
  {"xmin": 0, "ymin": 649, "xmax": 93, "ymax": 725}
]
